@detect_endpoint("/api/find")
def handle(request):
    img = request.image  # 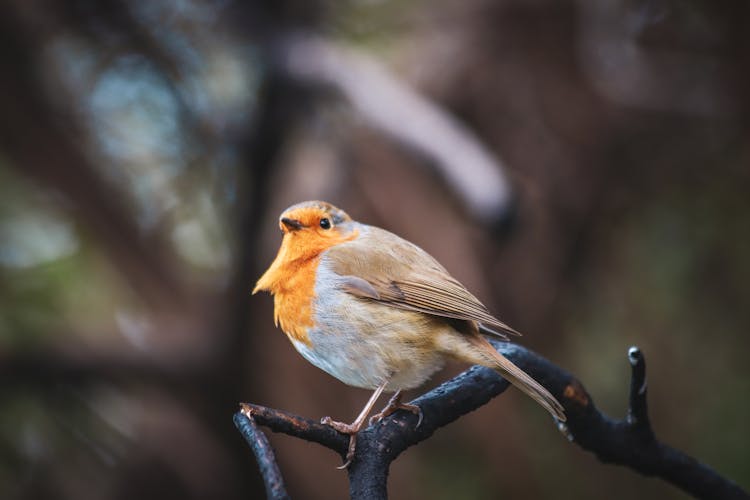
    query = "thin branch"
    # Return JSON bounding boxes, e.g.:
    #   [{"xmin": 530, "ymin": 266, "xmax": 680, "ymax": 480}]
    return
[
  {"xmin": 239, "ymin": 403, "xmax": 347, "ymax": 453},
  {"xmin": 235, "ymin": 344, "xmax": 749, "ymax": 500},
  {"xmin": 626, "ymin": 346, "xmax": 653, "ymax": 435},
  {"xmin": 234, "ymin": 410, "xmax": 289, "ymax": 500}
]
